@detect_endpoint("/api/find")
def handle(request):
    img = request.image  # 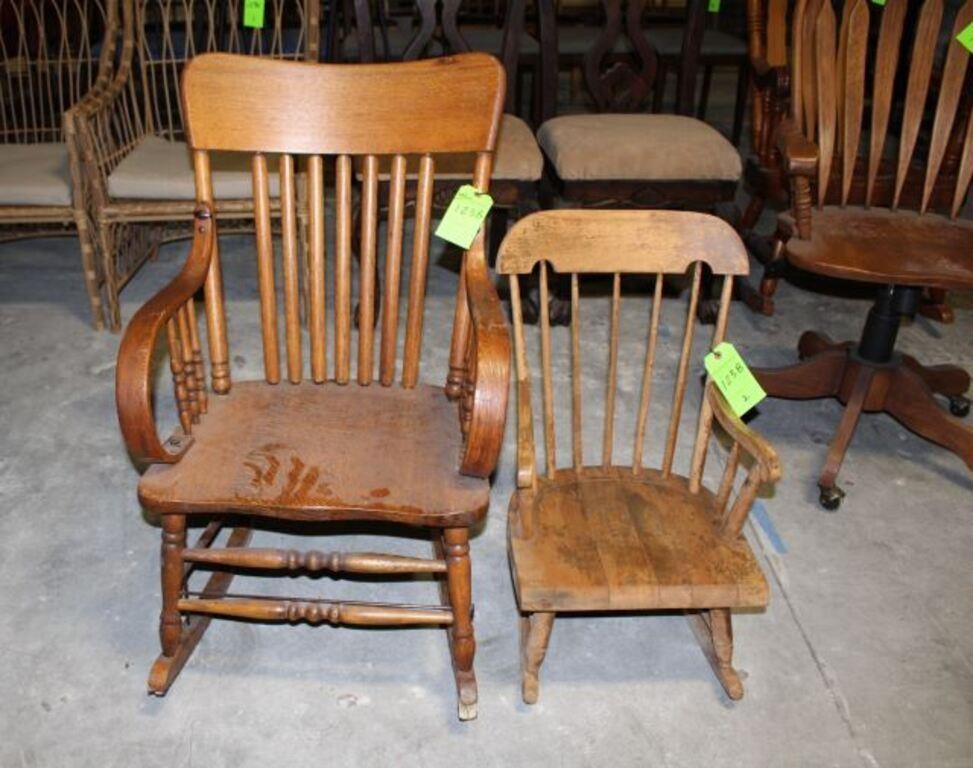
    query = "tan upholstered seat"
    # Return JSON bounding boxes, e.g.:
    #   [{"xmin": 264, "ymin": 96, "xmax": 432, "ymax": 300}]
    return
[
  {"xmin": 537, "ymin": 114, "xmax": 742, "ymax": 181},
  {"xmin": 0, "ymin": 143, "xmax": 72, "ymax": 206},
  {"xmin": 356, "ymin": 115, "xmax": 543, "ymax": 182},
  {"xmin": 107, "ymin": 135, "xmax": 280, "ymax": 200}
]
